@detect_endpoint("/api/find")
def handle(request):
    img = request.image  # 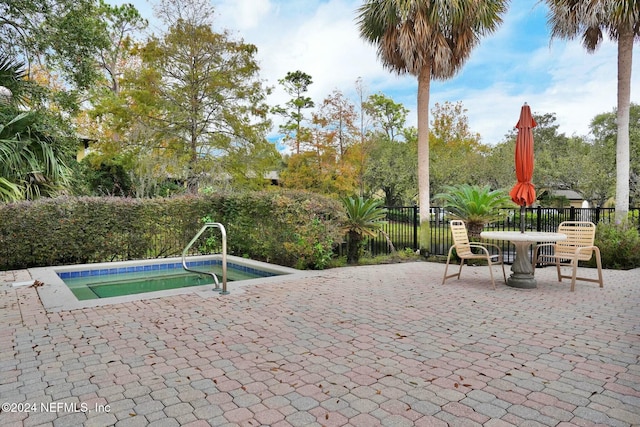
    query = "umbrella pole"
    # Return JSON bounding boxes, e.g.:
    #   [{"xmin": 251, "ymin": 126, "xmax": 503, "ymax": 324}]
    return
[{"xmin": 520, "ymin": 205, "xmax": 525, "ymax": 233}]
